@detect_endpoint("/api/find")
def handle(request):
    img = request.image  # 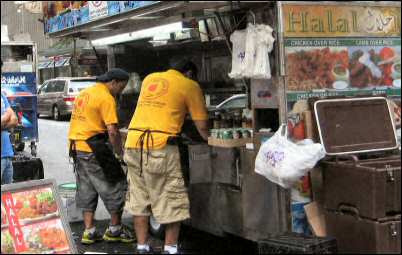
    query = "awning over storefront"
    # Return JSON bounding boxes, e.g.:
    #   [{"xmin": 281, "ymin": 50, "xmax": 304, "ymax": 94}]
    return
[
  {"xmin": 38, "ymin": 57, "xmax": 71, "ymax": 69},
  {"xmin": 45, "ymin": 2, "xmax": 256, "ymax": 40}
]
